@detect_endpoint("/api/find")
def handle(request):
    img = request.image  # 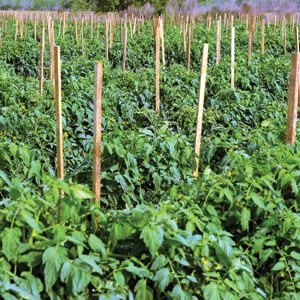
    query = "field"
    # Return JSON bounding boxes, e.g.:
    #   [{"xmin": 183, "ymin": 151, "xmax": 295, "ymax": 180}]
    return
[{"xmin": 0, "ymin": 12, "xmax": 300, "ymax": 299}]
